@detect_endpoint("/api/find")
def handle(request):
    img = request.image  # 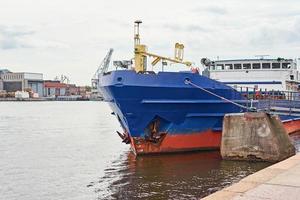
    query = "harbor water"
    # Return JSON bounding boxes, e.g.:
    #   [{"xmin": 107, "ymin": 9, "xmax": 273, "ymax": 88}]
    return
[{"xmin": 1, "ymin": 102, "xmax": 299, "ymax": 200}]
